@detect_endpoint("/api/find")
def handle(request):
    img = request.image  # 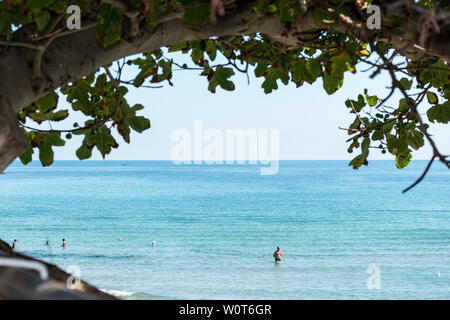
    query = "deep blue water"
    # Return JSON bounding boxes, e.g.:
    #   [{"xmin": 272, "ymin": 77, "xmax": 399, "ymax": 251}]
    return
[{"xmin": 0, "ymin": 160, "xmax": 449, "ymax": 299}]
